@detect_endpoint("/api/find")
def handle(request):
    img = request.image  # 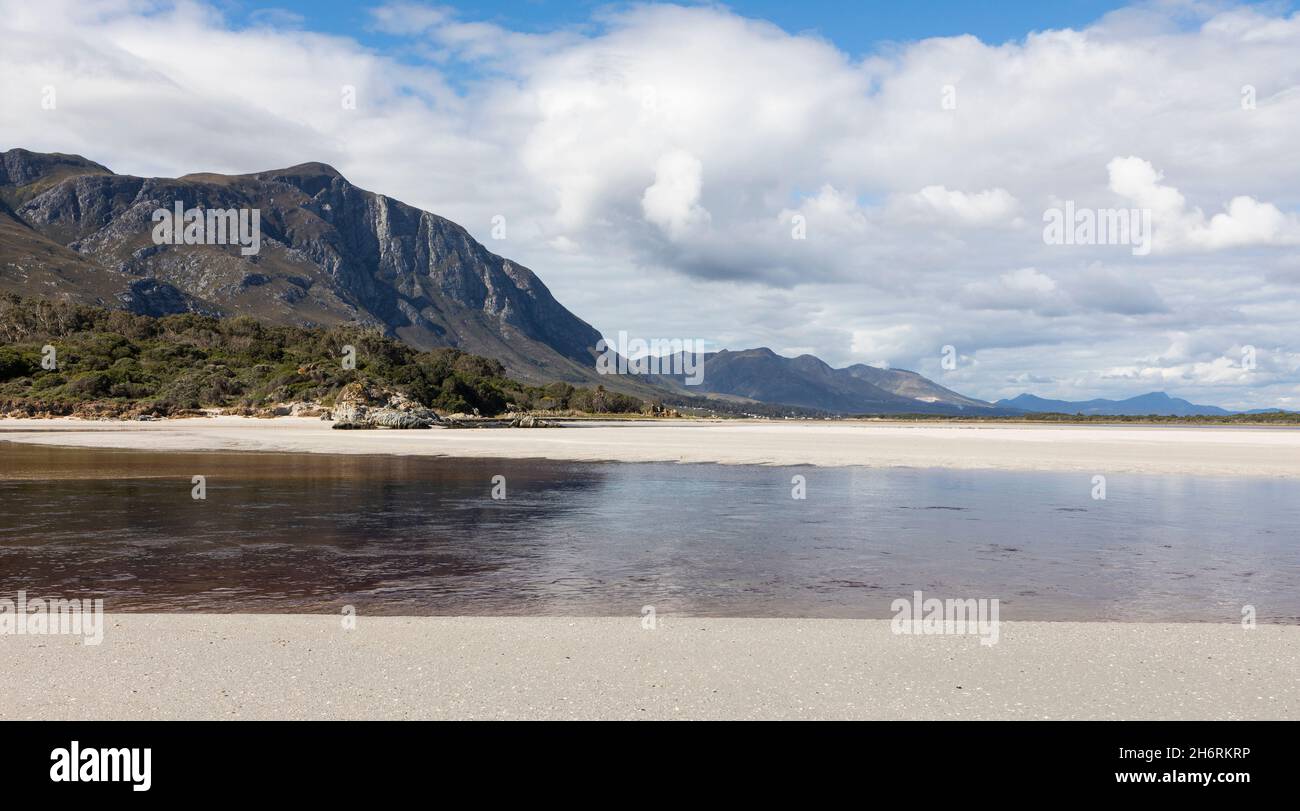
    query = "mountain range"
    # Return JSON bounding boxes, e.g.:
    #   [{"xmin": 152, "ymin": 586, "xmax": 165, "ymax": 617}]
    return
[
  {"xmin": 648, "ymin": 348, "xmax": 996, "ymax": 414},
  {"xmin": 0, "ymin": 147, "xmax": 1270, "ymax": 417},
  {"xmin": 994, "ymin": 392, "xmax": 1284, "ymax": 417}
]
